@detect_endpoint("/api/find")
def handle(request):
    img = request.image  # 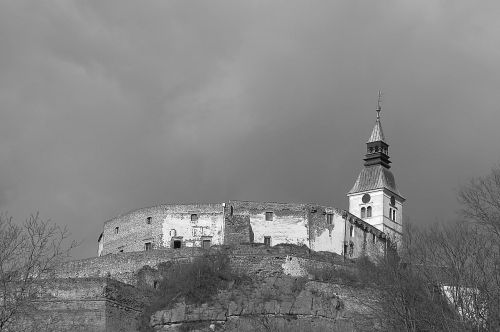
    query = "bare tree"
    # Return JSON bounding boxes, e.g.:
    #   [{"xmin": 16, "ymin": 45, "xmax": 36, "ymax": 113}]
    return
[
  {"xmin": 0, "ymin": 213, "xmax": 76, "ymax": 331},
  {"xmin": 458, "ymin": 166, "xmax": 500, "ymax": 239}
]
